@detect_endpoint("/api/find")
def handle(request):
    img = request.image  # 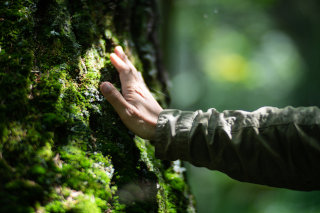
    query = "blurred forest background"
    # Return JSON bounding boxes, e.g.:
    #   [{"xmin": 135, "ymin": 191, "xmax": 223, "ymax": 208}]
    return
[{"xmin": 159, "ymin": 0, "xmax": 320, "ymax": 212}]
